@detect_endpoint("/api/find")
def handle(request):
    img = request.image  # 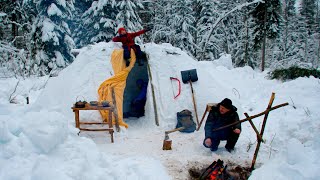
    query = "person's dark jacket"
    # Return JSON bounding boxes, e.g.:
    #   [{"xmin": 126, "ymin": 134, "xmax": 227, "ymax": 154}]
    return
[{"xmin": 204, "ymin": 104, "xmax": 241, "ymax": 141}]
